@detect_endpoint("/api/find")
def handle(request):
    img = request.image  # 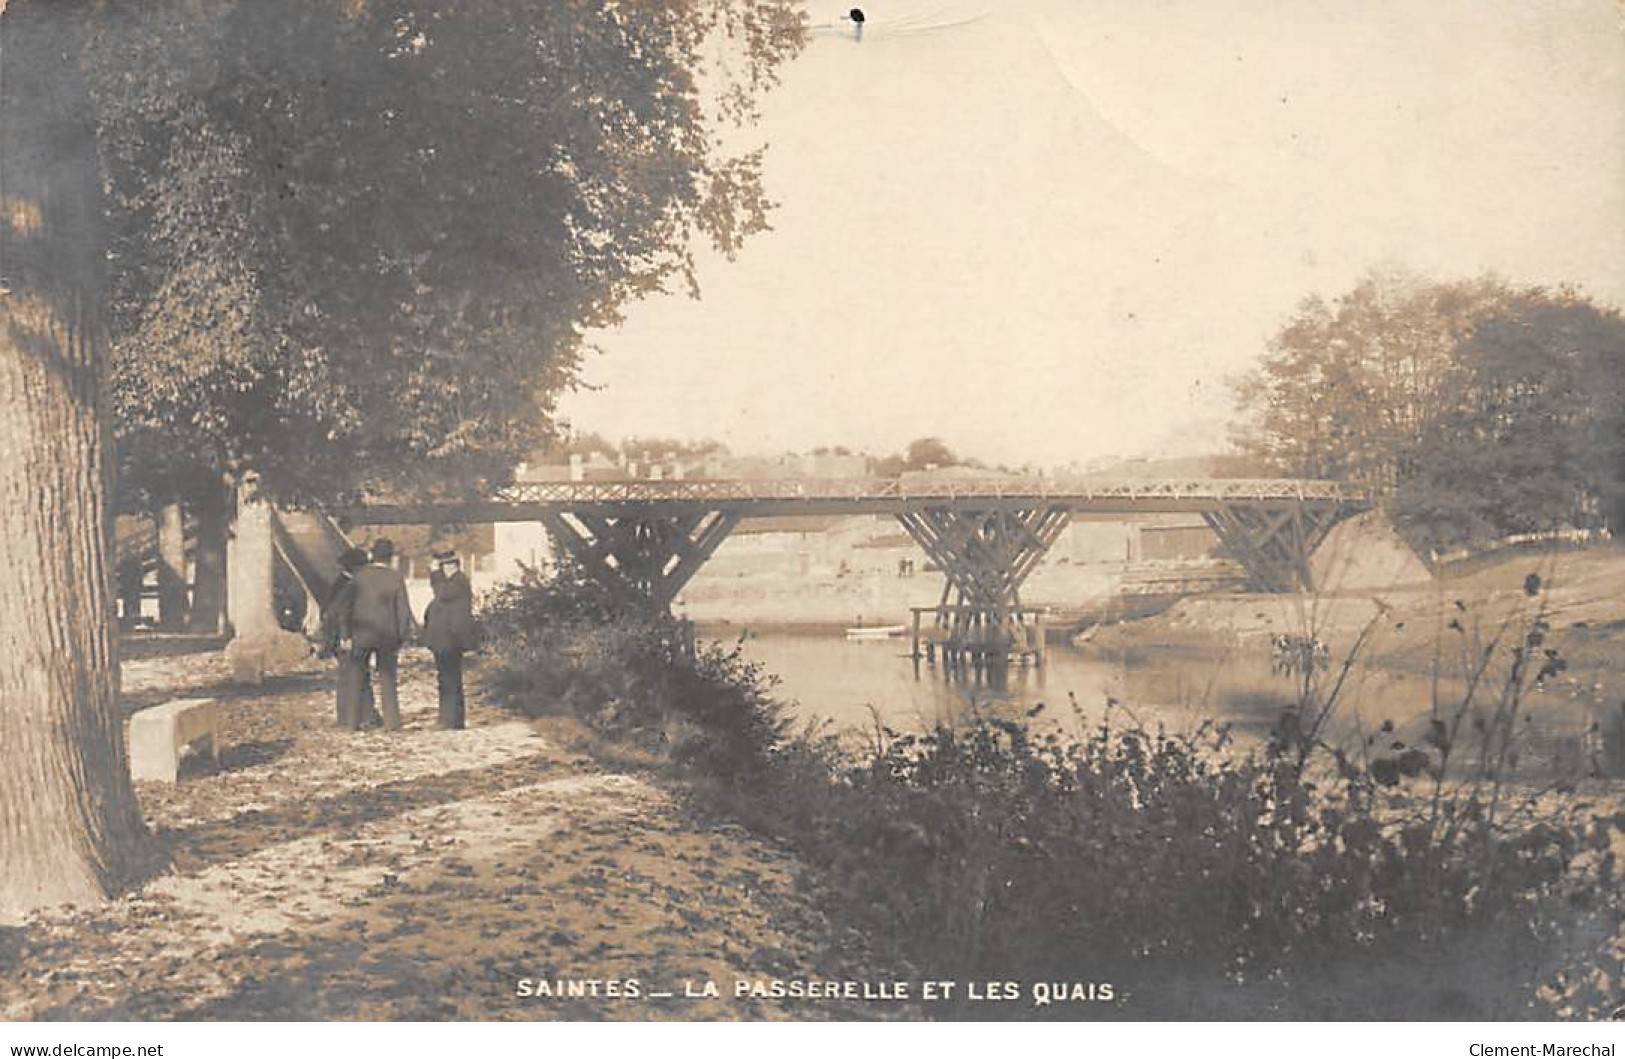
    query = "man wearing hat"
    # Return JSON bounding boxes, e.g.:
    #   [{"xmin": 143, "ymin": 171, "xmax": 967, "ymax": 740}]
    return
[
  {"xmin": 341, "ymin": 538, "xmax": 417, "ymax": 731},
  {"xmin": 322, "ymin": 546, "xmax": 379, "ymax": 729},
  {"xmin": 423, "ymin": 549, "xmax": 479, "ymax": 729}
]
